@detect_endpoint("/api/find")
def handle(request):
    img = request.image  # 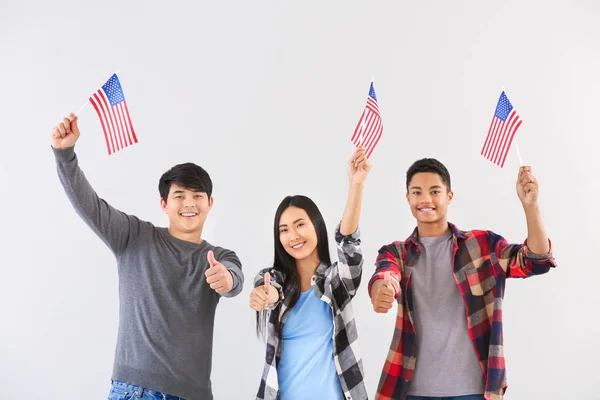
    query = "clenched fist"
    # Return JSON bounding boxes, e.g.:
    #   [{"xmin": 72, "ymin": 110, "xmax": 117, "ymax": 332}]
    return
[
  {"xmin": 348, "ymin": 146, "xmax": 371, "ymax": 185},
  {"xmin": 51, "ymin": 113, "xmax": 80, "ymax": 149},
  {"xmin": 516, "ymin": 166, "xmax": 539, "ymax": 207}
]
